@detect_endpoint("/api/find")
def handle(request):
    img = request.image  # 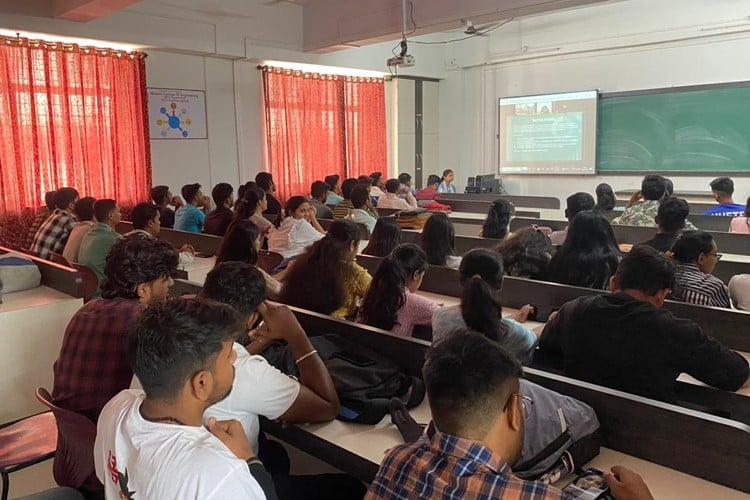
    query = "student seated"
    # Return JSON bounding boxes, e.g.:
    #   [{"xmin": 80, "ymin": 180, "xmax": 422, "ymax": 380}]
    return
[
  {"xmin": 151, "ymin": 185, "xmax": 181, "ymax": 229},
  {"xmin": 639, "ymin": 197, "xmax": 689, "ymax": 253},
  {"xmin": 358, "ymin": 244, "xmax": 438, "ymax": 336},
  {"xmin": 670, "ymin": 231, "xmax": 731, "ymax": 309},
  {"xmin": 705, "ymin": 176, "xmax": 745, "ymax": 216},
  {"xmin": 174, "ymin": 183, "xmax": 208, "ymax": 233},
  {"xmin": 546, "ymin": 211, "xmax": 620, "ymax": 290},
  {"xmin": 24, "ymin": 190, "xmax": 57, "ymax": 250},
  {"xmin": 398, "ymin": 172, "xmax": 416, "ymax": 196},
  {"xmin": 594, "ymin": 182, "xmax": 616, "ymax": 212},
  {"xmin": 309, "ymin": 180, "xmax": 334, "ymax": 220},
  {"xmin": 256, "ymin": 172, "xmax": 282, "ymax": 217},
  {"xmin": 203, "ymin": 182, "xmax": 235, "ymax": 236},
  {"xmin": 362, "ymin": 218, "xmax": 402, "ymax": 258},
  {"xmin": 215, "ymin": 219, "xmax": 283, "ymax": 298},
  {"xmin": 280, "ymin": 219, "xmax": 371, "ymax": 319},
  {"xmin": 94, "ymin": 299, "xmax": 270, "ymax": 499},
  {"xmin": 421, "ymin": 212, "xmax": 461, "ymax": 270},
  {"xmin": 415, "ymin": 174, "xmax": 441, "ymax": 202},
  {"xmin": 30, "ymin": 187, "xmax": 79, "ymax": 259},
  {"xmin": 436, "ymin": 168, "xmax": 456, "ymax": 194},
  {"xmin": 53, "ymin": 238, "xmax": 178, "ymax": 496},
  {"xmin": 348, "ymin": 184, "xmax": 377, "ymax": 233},
  {"xmin": 267, "ymin": 196, "xmax": 326, "ymax": 259},
  {"xmin": 432, "ymin": 249, "xmax": 537, "ymax": 363},
  {"xmin": 77, "ymin": 199, "xmax": 123, "ymax": 296},
  {"xmin": 377, "ymin": 179, "xmax": 418, "ymax": 210},
  {"xmin": 729, "ymin": 196, "xmax": 750, "ymax": 234},
  {"xmin": 480, "ymin": 199, "xmax": 515, "ymax": 239},
  {"xmin": 62, "ymin": 196, "xmax": 96, "ymax": 263},
  {"xmin": 237, "ymin": 186, "xmax": 276, "ymax": 239},
  {"xmin": 550, "ymin": 192, "xmax": 594, "ymax": 246},
  {"xmin": 322, "ymin": 174, "xmax": 342, "ymax": 205},
  {"xmin": 200, "ymin": 263, "xmax": 365, "ymax": 499},
  {"xmin": 539, "ymin": 245, "xmax": 750, "ymax": 403},
  {"xmin": 366, "ymin": 331, "xmax": 653, "ymax": 500},
  {"xmin": 612, "ymin": 175, "xmax": 696, "ymax": 229},
  {"xmin": 332, "ymin": 177, "xmax": 359, "ymax": 219},
  {"xmin": 369, "ymin": 172, "xmax": 386, "ymax": 198},
  {"xmin": 124, "ymin": 202, "xmax": 195, "ymax": 267},
  {"xmin": 495, "ymin": 226, "xmax": 553, "ymax": 280}
]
